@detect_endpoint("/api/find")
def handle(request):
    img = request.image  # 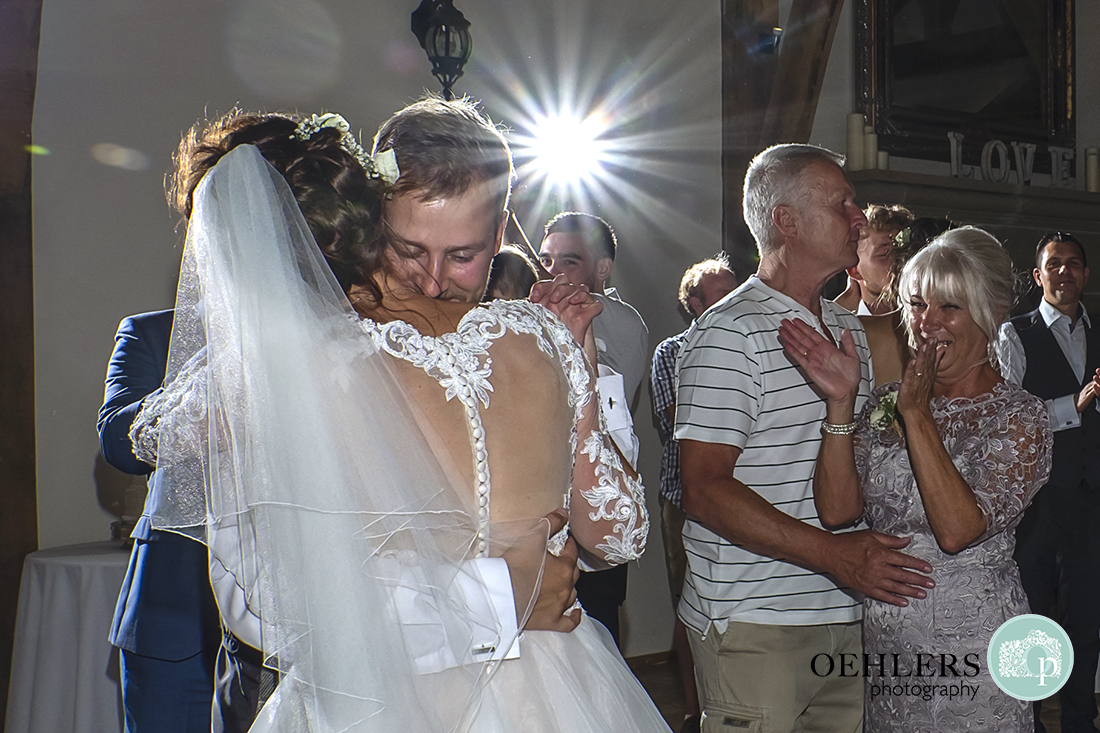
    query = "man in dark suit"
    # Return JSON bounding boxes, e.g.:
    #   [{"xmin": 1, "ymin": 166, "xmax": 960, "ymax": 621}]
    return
[
  {"xmin": 99, "ymin": 309, "xmax": 224, "ymax": 733},
  {"xmin": 1001, "ymin": 232, "xmax": 1100, "ymax": 733}
]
